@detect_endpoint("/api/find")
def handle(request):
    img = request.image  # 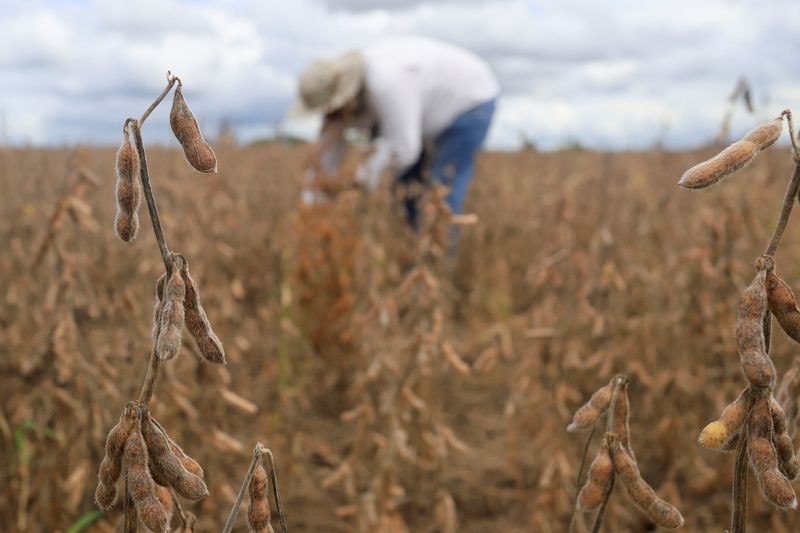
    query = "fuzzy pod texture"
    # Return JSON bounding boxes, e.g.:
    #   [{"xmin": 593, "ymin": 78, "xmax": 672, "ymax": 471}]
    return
[
  {"xmin": 248, "ymin": 461, "xmax": 273, "ymax": 533},
  {"xmin": 124, "ymin": 422, "xmax": 170, "ymax": 533},
  {"xmin": 737, "ymin": 270, "xmax": 776, "ymax": 388},
  {"xmin": 678, "ymin": 140, "xmax": 758, "ymax": 189},
  {"xmin": 612, "ymin": 442, "xmax": 685, "ymax": 529},
  {"xmin": 612, "ymin": 380, "xmax": 632, "ymax": 453},
  {"xmin": 114, "ymin": 125, "xmax": 142, "ymax": 242},
  {"xmin": 141, "ymin": 410, "xmax": 208, "ymax": 502},
  {"xmin": 767, "ymin": 271, "xmax": 800, "ymax": 344},
  {"xmin": 157, "ymin": 267, "xmax": 186, "ymax": 361},
  {"xmin": 95, "ymin": 403, "xmax": 138, "ymax": 510},
  {"xmin": 748, "ymin": 398, "xmax": 798, "ymax": 508},
  {"xmin": 170, "ymin": 85, "xmax": 217, "ymax": 173},
  {"xmin": 180, "ymin": 262, "xmax": 226, "ymax": 365},
  {"xmin": 168, "ymin": 437, "xmax": 205, "ymax": 480},
  {"xmin": 742, "ymin": 117, "xmax": 783, "ymax": 151},
  {"xmin": 770, "ymin": 396, "xmax": 800, "ymax": 480},
  {"xmin": 698, "ymin": 388, "xmax": 749, "ymax": 450},
  {"xmin": 577, "ymin": 441, "xmax": 614, "ymax": 512},
  {"xmin": 567, "ymin": 377, "xmax": 615, "ymax": 432},
  {"xmin": 155, "ymin": 485, "xmax": 174, "ymax": 525}
]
